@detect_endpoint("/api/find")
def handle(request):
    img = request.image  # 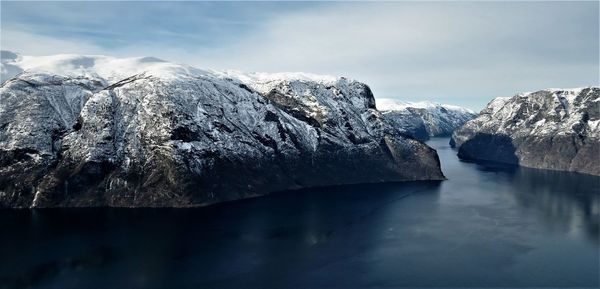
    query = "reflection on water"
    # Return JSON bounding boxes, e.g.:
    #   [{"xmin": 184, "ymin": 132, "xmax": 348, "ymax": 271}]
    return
[
  {"xmin": 0, "ymin": 138, "xmax": 598, "ymax": 289},
  {"xmin": 457, "ymin": 155, "xmax": 600, "ymax": 243},
  {"xmin": 507, "ymin": 167, "xmax": 600, "ymax": 242}
]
